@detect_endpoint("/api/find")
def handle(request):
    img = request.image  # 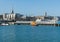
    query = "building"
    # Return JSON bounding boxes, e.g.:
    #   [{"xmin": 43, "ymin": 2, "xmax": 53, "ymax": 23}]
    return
[
  {"xmin": 3, "ymin": 10, "xmax": 16, "ymax": 21},
  {"xmin": 3, "ymin": 10, "xmax": 24, "ymax": 21},
  {"xmin": 15, "ymin": 13, "xmax": 23, "ymax": 21},
  {"xmin": 35, "ymin": 16, "xmax": 44, "ymax": 20},
  {"xmin": 26, "ymin": 16, "xmax": 36, "ymax": 21}
]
